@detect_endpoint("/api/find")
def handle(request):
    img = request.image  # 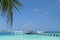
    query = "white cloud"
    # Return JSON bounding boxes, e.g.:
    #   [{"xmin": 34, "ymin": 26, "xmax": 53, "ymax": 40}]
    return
[
  {"xmin": 32, "ymin": 8, "xmax": 49, "ymax": 17},
  {"xmin": 40, "ymin": 15, "xmax": 42, "ymax": 17},
  {"xmin": 40, "ymin": 8, "xmax": 50, "ymax": 12},
  {"xmin": 0, "ymin": 24, "xmax": 1, "ymax": 26},
  {"xmin": 56, "ymin": 22, "xmax": 59, "ymax": 24},
  {"xmin": 40, "ymin": 8, "xmax": 49, "ymax": 13},
  {"xmin": 58, "ymin": 6, "xmax": 60, "ymax": 8},
  {"xmin": 58, "ymin": 0, "xmax": 60, "ymax": 4},
  {"xmin": 32, "ymin": 9, "xmax": 38, "ymax": 12},
  {"xmin": 40, "ymin": 9, "xmax": 46, "ymax": 11},
  {"xmin": 22, "ymin": 22, "xmax": 39, "ymax": 28},
  {"xmin": 22, "ymin": 22, "xmax": 32, "ymax": 27},
  {"xmin": 40, "ymin": 8, "xmax": 49, "ymax": 15},
  {"xmin": 58, "ymin": 0, "xmax": 60, "ymax": 2},
  {"xmin": 39, "ymin": 11, "xmax": 49, "ymax": 17},
  {"xmin": 44, "ymin": 11, "xmax": 49, "ymax": 14}
]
